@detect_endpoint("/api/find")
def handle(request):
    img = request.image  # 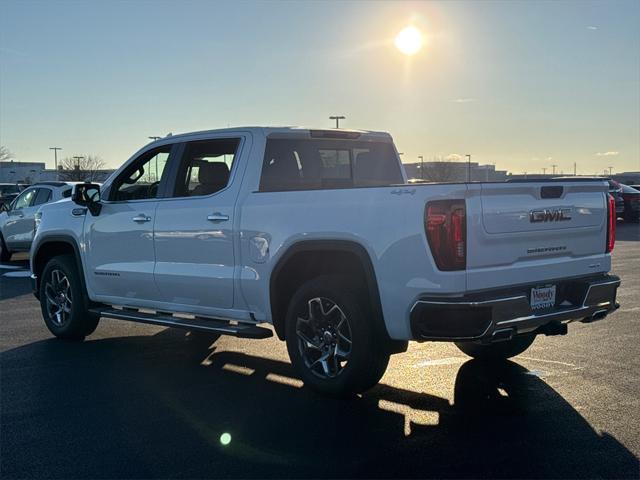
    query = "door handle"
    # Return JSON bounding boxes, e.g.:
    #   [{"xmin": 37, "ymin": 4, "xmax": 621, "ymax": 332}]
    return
[
  {"xmin": 132, "ymin": 214, "xmax": 152, "ymax": 223},
  {"xmin": 207, "ymin": 213, "xmax": 229, "ymax": 222}
]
